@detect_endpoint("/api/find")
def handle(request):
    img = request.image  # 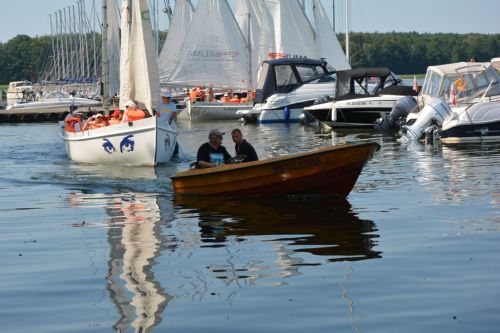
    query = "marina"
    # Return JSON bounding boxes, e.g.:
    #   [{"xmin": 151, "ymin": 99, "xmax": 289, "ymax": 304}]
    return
[
  {"xmin": 1, "ymin": 120, "xmax": 499, "ymax": 332},
  {"xmin": 1, "ymin": 0, "xmax": 500, "ymax": 332}
]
